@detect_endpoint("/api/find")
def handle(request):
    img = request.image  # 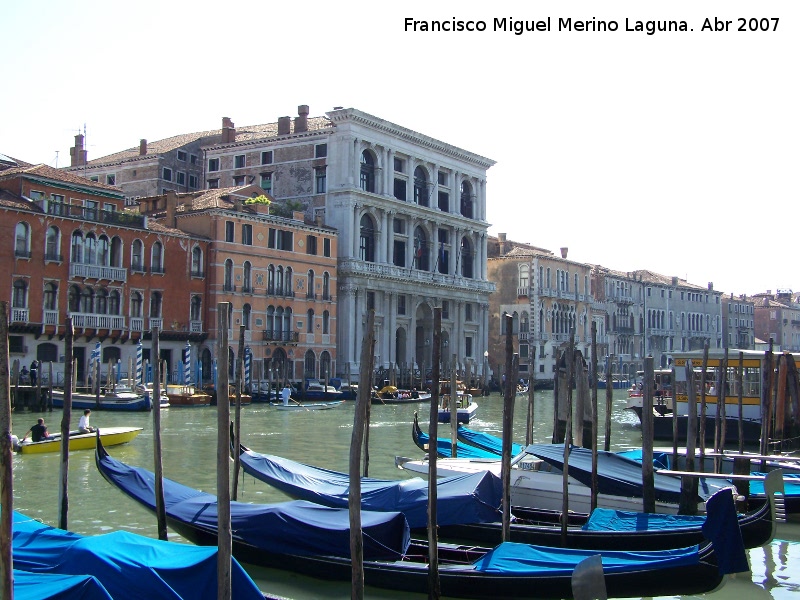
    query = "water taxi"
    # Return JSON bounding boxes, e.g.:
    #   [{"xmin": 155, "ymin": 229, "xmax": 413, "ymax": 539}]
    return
[{"xmin": 13, "ymin": 426, "xmax": 142, "ymax": 454}]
